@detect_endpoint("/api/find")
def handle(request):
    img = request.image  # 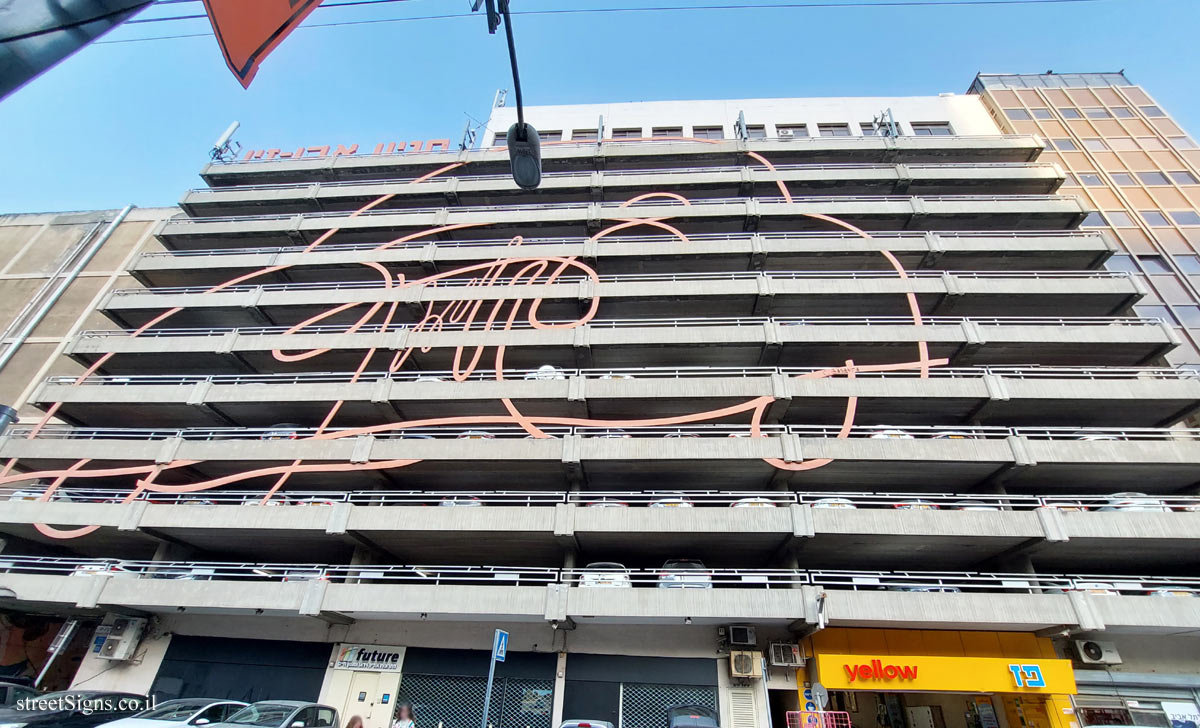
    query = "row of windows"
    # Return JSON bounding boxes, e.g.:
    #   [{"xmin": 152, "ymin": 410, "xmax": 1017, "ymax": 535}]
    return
[
  {"xmin": 1048, "ymin": 136, "xmax": 1197, "ymax": 152},
  {"xmin": 1005, "ymin": 105, "xmax": 1166, "ymax": 120},
  {"xmin": 1064, "ymin": 170, "xmax": 1200, "ymax": 186},
  {"xmin": 1106, "ymin": 254, "xmax": 1200, "ymax": 274},
  {"xmin": 491, "ymin": 121, "xmax": 954, "ymax": 145},
  {"xmin": 1082, "ymin": 210, "xmax": 1200, "ymax": 227}
]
